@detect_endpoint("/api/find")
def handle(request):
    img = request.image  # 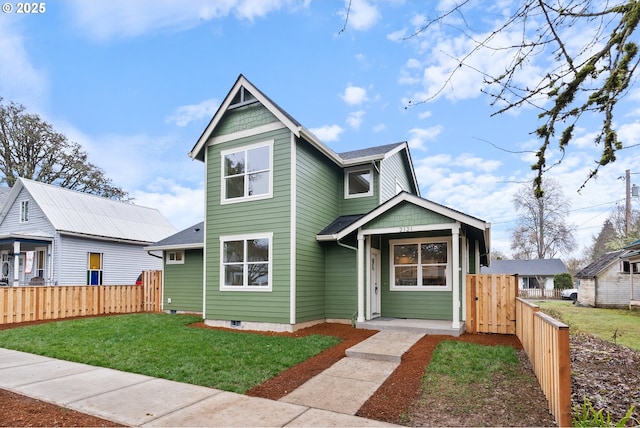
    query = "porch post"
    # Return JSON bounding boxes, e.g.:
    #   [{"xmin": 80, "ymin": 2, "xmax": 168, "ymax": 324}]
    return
[
  {"xmin": 13, "ymin": 241, "xmax": 20, "ymax": 286},
  {"xmin": 452, "ymin": 226, "xmax": 460, "ymax": 329},
  {"xmin": 357, "ymin": 231, "xmax": 365, "ymax": 323}
]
